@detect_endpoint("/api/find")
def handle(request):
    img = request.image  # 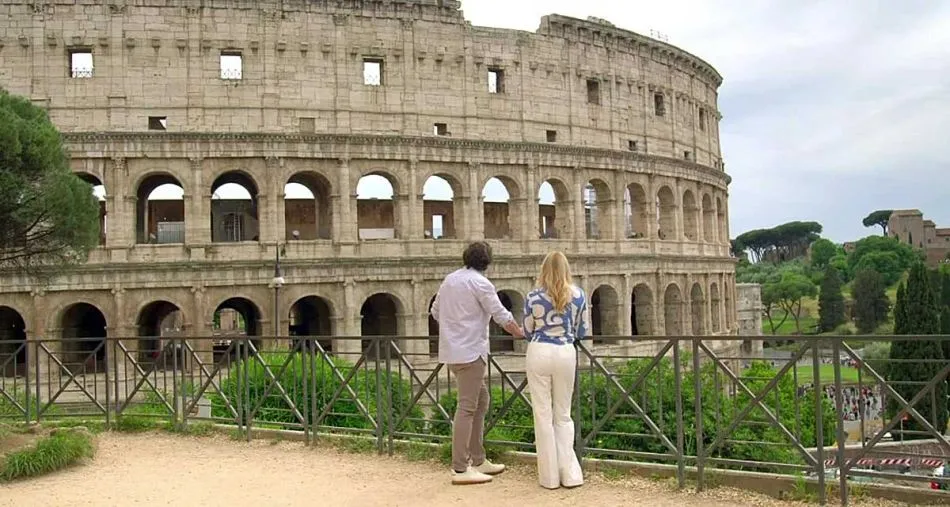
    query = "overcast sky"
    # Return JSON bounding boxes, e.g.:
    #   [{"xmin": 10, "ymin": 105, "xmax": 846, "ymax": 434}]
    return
[
  {"xmin": 145, "ymin": 1, "xmax": 949, "ymax": 243},
  {"xmin": 459, "ymin": 0, "xmax": 950, "ymax": 242}
]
